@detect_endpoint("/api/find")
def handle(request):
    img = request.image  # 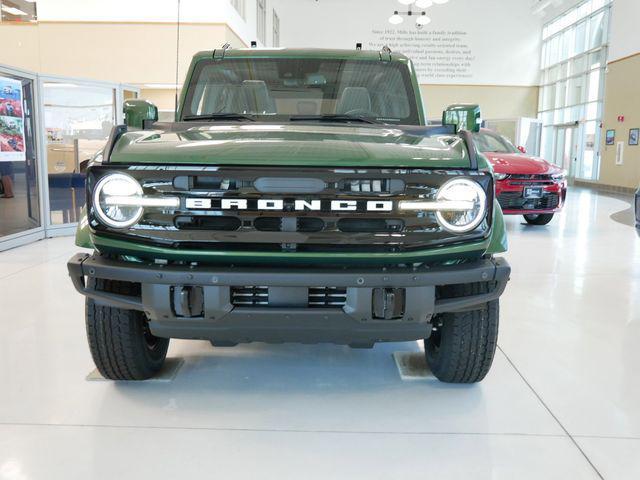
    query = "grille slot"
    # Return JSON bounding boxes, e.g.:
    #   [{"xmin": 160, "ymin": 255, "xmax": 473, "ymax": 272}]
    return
[
  {"xmin": 337, "ymin": 218, "xmax": 404, "ymax": 233},
  {"xmin": 507, "ymin": 174, "xmax": 554, "ymax": 186},
  {"xmin": 308, "ymin": 287, "xmax": 348, "ymax": 308},
  {"xmin": 498, "ymin": 192, "xmax": 559, "ymax": 210},
  {"xmin": 174, "ymin": 216, "xmax": 241, "ymax": 231},
  {"xmin": 231, "ymin": 286, "xmax": 268, "ymax": 306},
  {"xmin": 173, "ymin": 176, "xmax": 241, "ymax": 191},
  {"xmin": 253, "ymin": 217, "xmax": 325, "ymax": 232},
  {"xmin": 340, "ymin": 179, "xmax": 405, "ymax": 194}
]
